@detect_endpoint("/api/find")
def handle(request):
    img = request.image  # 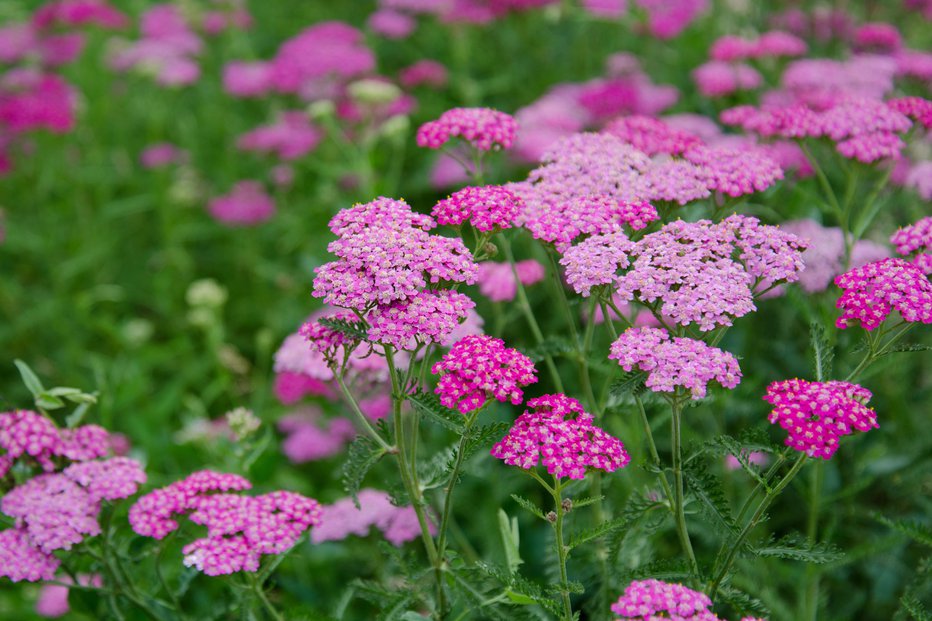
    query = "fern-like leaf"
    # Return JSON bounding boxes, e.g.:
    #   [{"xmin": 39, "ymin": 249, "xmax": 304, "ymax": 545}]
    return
[{"xmin": 408, "ymin": 390, "xmax": 465, "ymax": 433}]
